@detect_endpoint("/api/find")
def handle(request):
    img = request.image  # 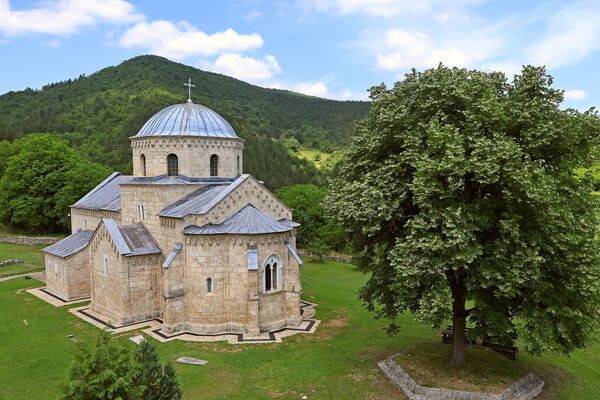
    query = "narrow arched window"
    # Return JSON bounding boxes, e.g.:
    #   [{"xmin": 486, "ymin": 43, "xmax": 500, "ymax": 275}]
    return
[
  {"xmin": 210, "ymin": 154, "xmax": 219, "ymax": 177},
  {"xmin": 206, "ymin": 277, "xmax": 213, "ymax": 293},
  {"xmin": 272, "ymin": 262, "xmax": 278, "ymax": 290},
  {"xmin": 265, "ymin": 264, "xmax": 272, "ymax": 291},
  {"xmin": 167, "ymin": 154, "xmax": 178, "ymax": 176},
  {"xmin": 103, "ymin": 256, "xmax": 109, "ymax": 275},
  {"xmin": 263, "ymin": 254, "xmax": 282, "ymax": 293},
  {"xmin": 237, "ymin": 155, "xmax": 241, "ymax": 176},
  {"xmin": 140, "ymin": 154, "xmax": 146, "ymax": 176}
]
